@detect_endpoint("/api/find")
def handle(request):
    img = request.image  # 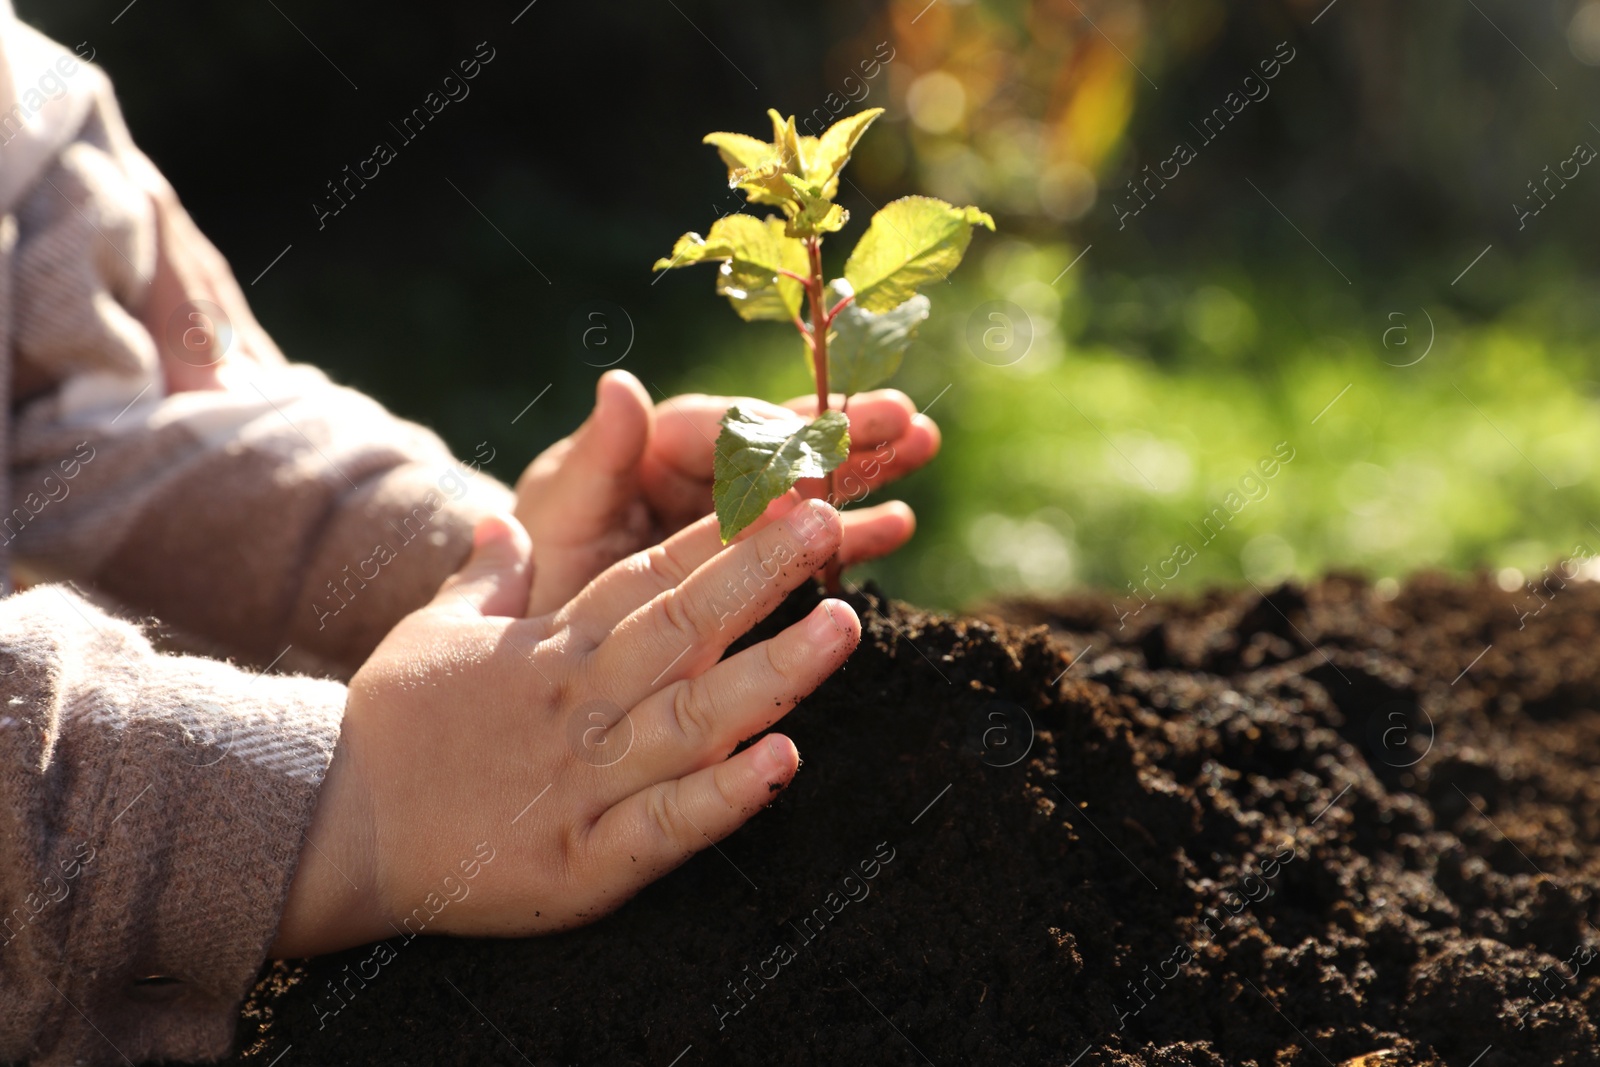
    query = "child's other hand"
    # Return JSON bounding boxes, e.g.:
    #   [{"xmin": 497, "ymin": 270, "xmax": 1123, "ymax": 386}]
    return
[
  {"xmin": 272, "ymin": 499, "xmax": 857, "ymax": 957},
  {"xmin": 514, "ymin": 369, "xmax": 939, "ymax": 615}
]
